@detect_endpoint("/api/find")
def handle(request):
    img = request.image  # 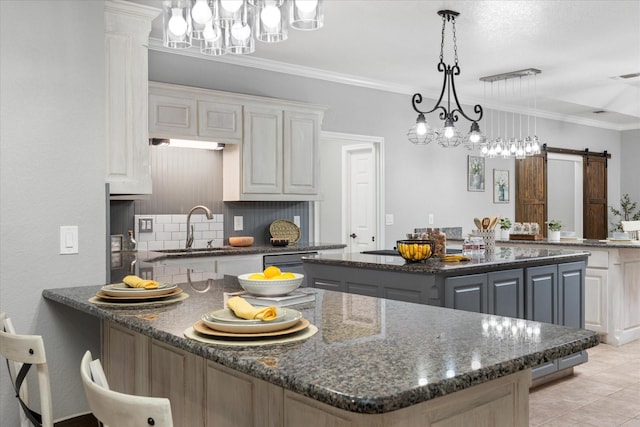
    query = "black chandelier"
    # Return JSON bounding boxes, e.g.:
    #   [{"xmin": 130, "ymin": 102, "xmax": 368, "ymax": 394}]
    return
[{"xmin": 408, "ymin": 10, "xmax": 484, "ymax": 148}]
